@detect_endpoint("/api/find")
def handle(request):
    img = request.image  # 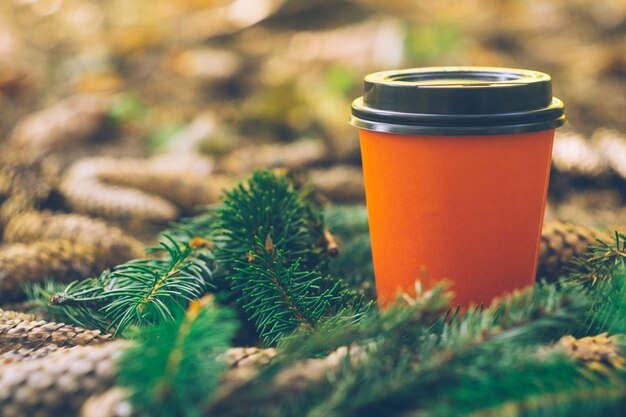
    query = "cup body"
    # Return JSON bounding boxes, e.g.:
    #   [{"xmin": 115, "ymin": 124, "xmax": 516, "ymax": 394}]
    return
[
  {"xmin": 351, "ymin": 67, "xmax": 565, "ymax": 307},
  {"xmin": 359, "ymin": 128, "xmax": 555, "ymax": 306}
]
